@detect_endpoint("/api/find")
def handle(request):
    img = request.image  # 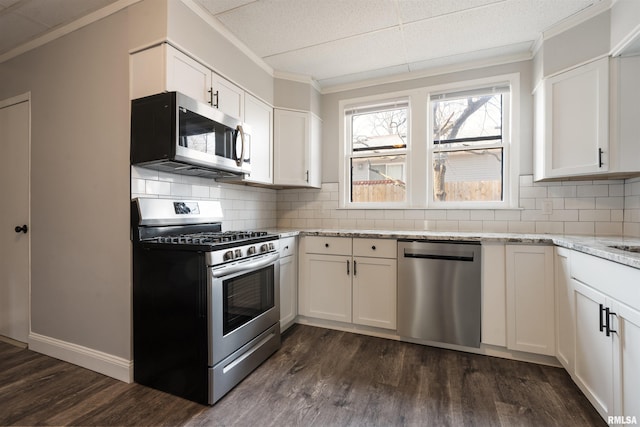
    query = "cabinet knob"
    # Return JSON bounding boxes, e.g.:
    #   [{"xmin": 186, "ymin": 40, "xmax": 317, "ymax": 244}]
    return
[
  {"xmin": 325, "ymin": 243, "xmax": 329, "ymax": 248},
  {"xmin": 371, "ymin": 245, "xmax": 376, "ymax": 250}
]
